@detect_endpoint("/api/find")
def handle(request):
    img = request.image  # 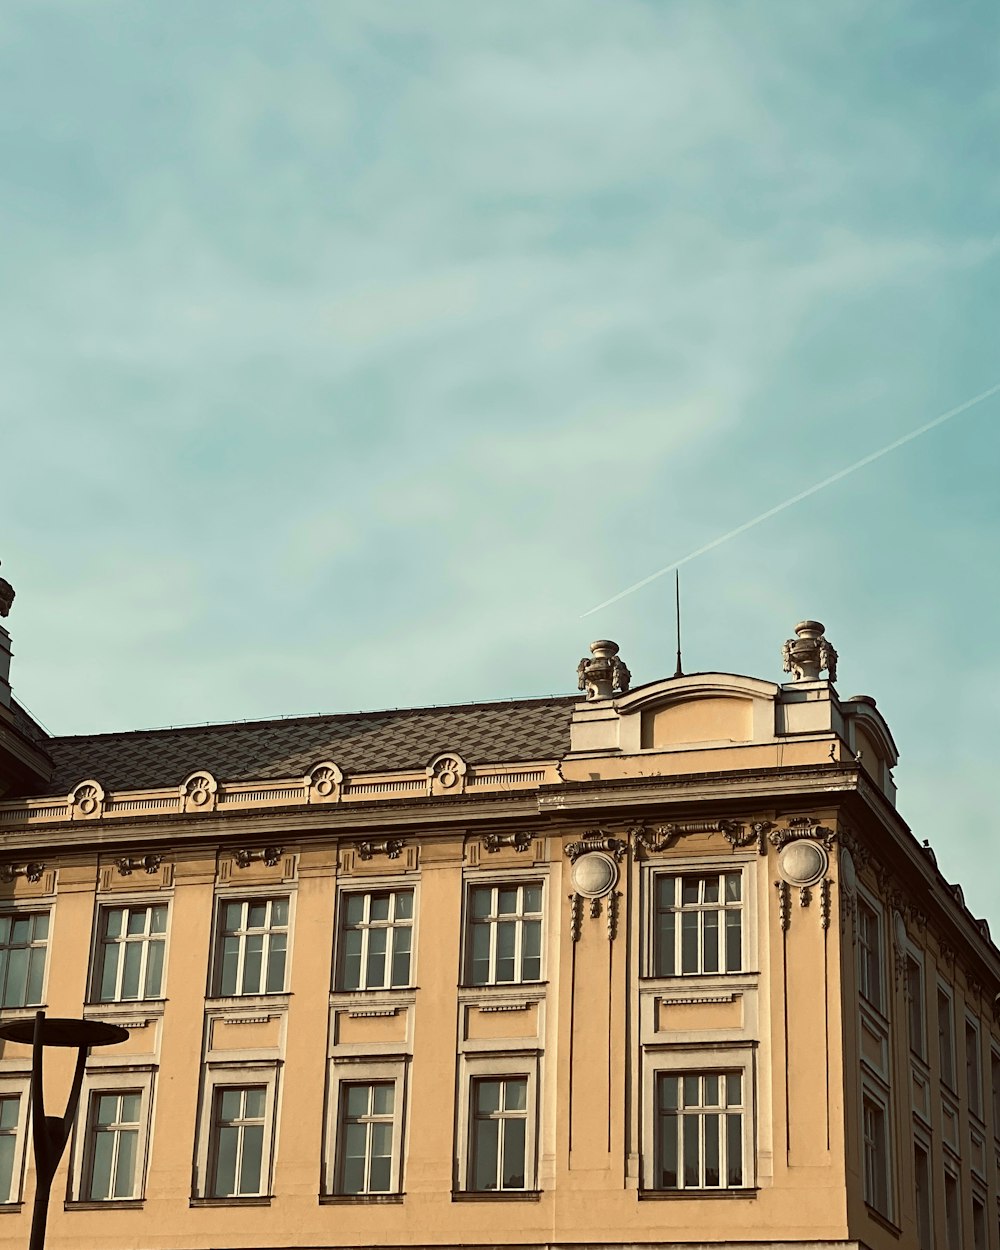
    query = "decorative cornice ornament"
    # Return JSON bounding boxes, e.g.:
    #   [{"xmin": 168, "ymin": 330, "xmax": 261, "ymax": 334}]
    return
[
  {"xmin": 775, "ymin": 881, "xmax": 791, "ymax": 931},
  {"xmin": 114, "ymin": 854, "xmax": 162, "ymax": 877},
  {"xmin": 569, "ymin": 893, "xmax": 583, "ymax": 943},
  {"xmin": 720, "ymin": 819, "xmax": 773, "ymax": 856},
  {"xmin": 0, "ymin": 562, "xmax": 13, "ymax": 618},
  {"xmin": 607, "ymin": 891, "xmax": 621, "ymax": 941},
  {"xmin": 565, "ymin": 833, "xmax": 627, "ymax": 863},
  {"xmin": 484, "ymin": 831, "xmax": 533, "ymax": 854},
  {"xmin": 782, "ymin": 619, "xmax": 838, "ymax": 682},
  {"xmin": 768, "ymin": 817, "xmax": 836, "ymax": 853},
  {"xmin": 356, "ymin": 839, "xmax": 405, "ymax": 862},
  {"xmin": 0, "ymin": 862, "xmax": 44, "ymax": 884},
  {"xmin": 820, "ymin": 879, "xmax": 832, "ymax": 930},
  {"xmin": 234, "ymin": 846, "xmax": 282, "ymax": 869},
  {"xmin": 576, "ymin": 640, "xmax": 630, "ymax": 701}
]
